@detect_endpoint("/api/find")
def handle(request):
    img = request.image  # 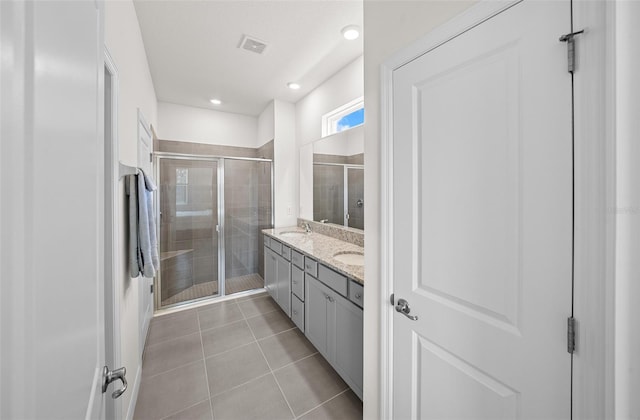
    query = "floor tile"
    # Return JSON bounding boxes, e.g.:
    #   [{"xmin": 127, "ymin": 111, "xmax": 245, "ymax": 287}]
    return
[
  {"xmin": 274, "ymin": 354, "xmax": 348, "ymax": 417},
  {"xmin": 142, "ymin": 332, "xmax": 203, "ymax": 378},
  {"xmin": 201, "ymin": 320, "xmax": 255, "ymax": 357},
  {"xmin": 197, "ymin": 301, "xmax": 244, "ymax": 331},
  {"xmin": 205, "ymin": 342, "xmax": 270, "ymax": 396},
  {"xmin": 258, "ymin": 329, "xmax": 317, "ymax": 370},
  {"xmin": 147, "ymin": 309, "xmax": 199, "ymax": 346},
  {"xmin": 162, "ymin": 399, "xmax": 213, "ymax": 420},
  {"xmin": 134, "ymin": 360, "xmax": 208, "ymax": 420},
  {"xmin": 237, "ymin": 295, "xmax": 280, "ymax": 318},
  {"xmin": 299, "ymin": 390, "xmax": 363, "ymax": 420},
  {"xmin": 246, "ymin": 308, "xmax": 295, "ymax": 340},
  {"xmin": 211, "ymin": 374, "xmax": 293, "ymax": 420}
]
